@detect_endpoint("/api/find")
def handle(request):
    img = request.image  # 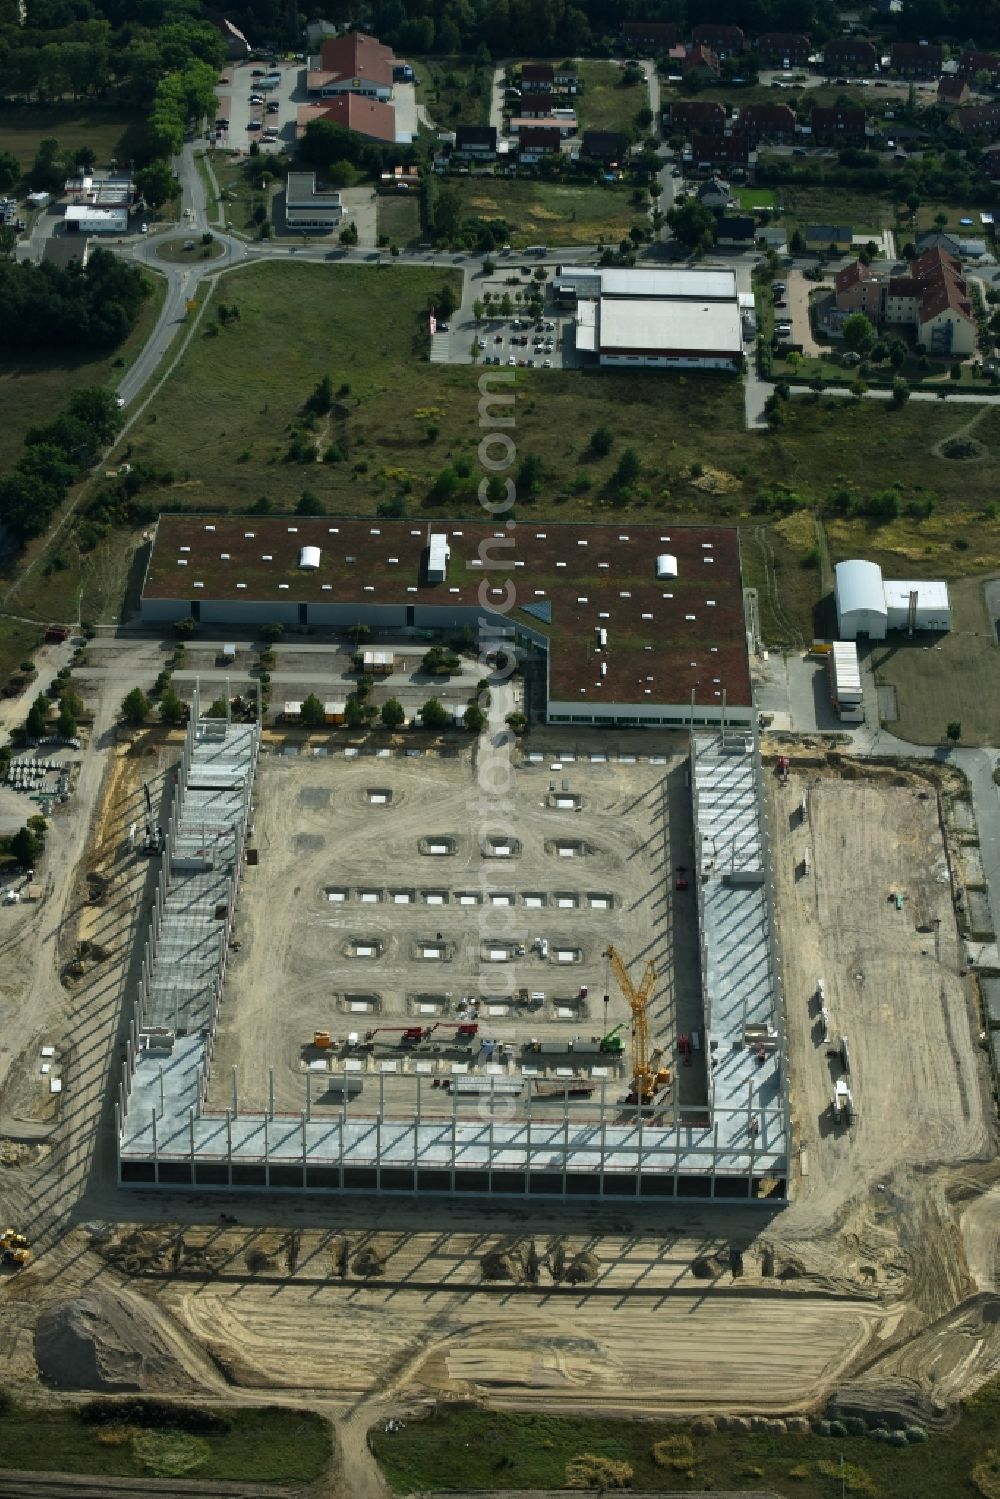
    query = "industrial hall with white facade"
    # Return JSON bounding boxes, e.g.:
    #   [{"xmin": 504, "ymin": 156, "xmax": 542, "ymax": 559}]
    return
[{"xmin": 117, "ymin": 515, "xmax": 790, "ymax": 1202}]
